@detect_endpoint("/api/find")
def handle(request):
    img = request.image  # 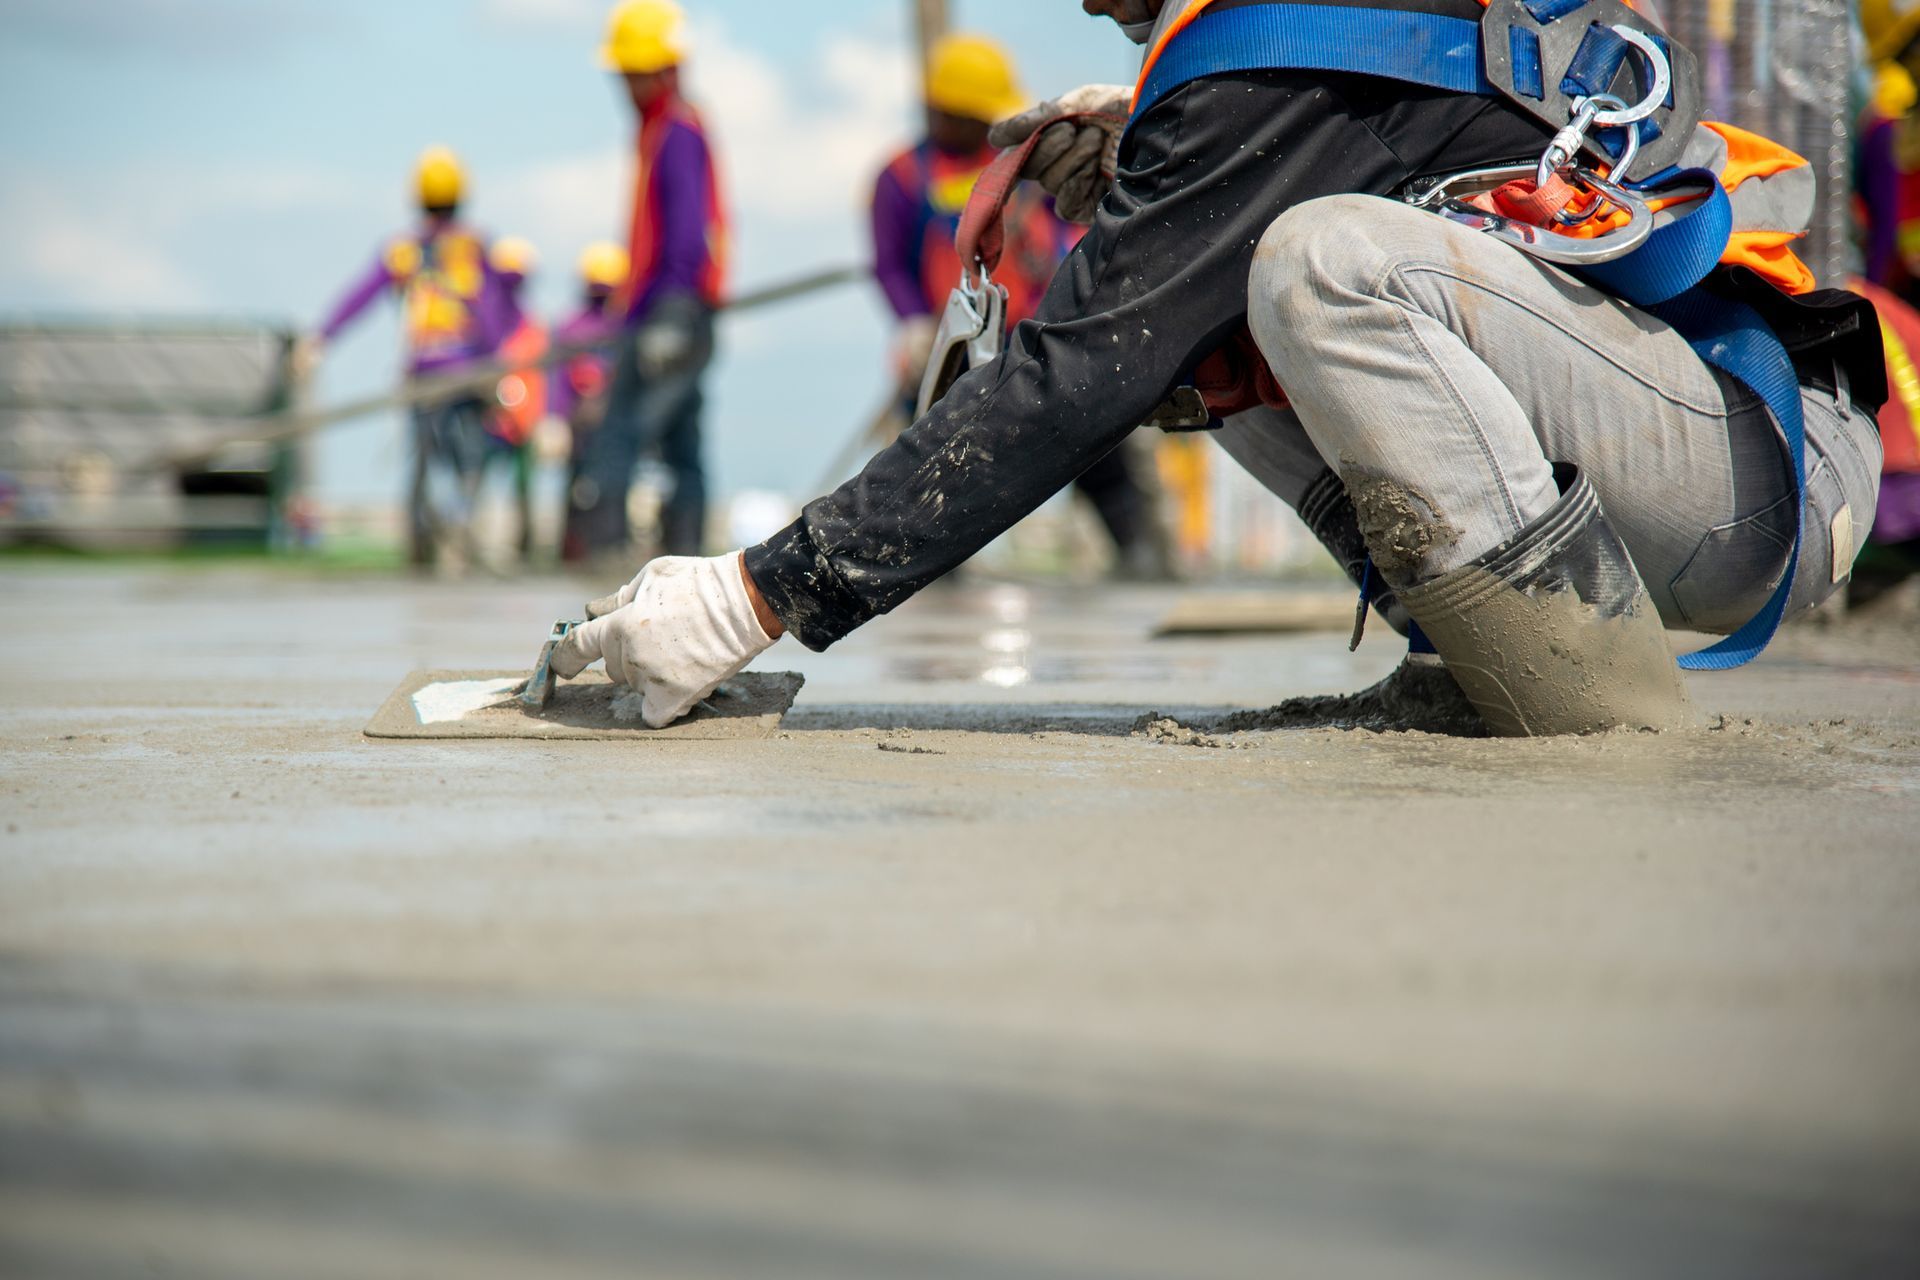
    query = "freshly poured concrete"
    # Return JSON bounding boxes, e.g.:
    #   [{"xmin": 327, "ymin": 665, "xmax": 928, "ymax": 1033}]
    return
[{"xmin": 1, "ymin": 562, "xmax": 1917, "ymax": 1278}]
